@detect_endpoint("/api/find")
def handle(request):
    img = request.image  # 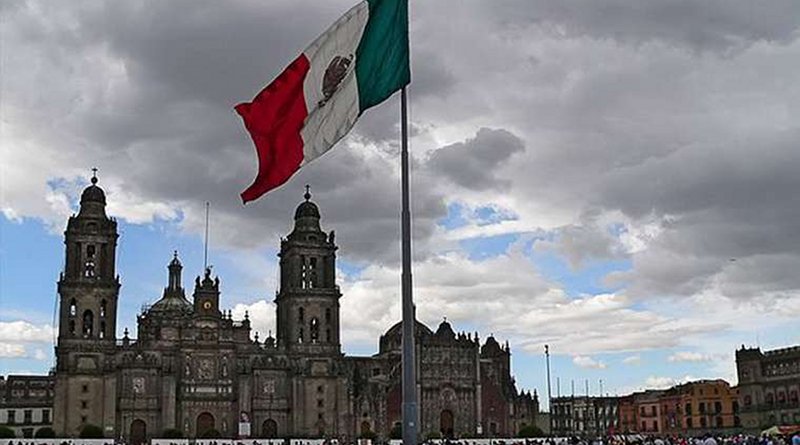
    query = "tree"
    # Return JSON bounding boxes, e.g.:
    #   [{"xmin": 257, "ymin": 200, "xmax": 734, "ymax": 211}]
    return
[
  {"xmin": 389, "ymin": 424, "xmax": 402, "ymax": 440},
  {"xmin": 517, "ymin": 425, "xmax": 544, "ymax": 438},
  {"xmin": 199, "ymin": 428, "xmax": 221, "ymax": 438},
  {"xmin": 0, "ymin": 426, "xmax": 15, "ymax": 438},
  {"xmin": 35, "ymin": 427, "xmax": 56, "ymax": 438},
  {"xmin": 161, "ymin": 428, "xmax": 184, "ymax": 439},
  {"xmin": 359, "ymin": 430, "xmax": 378, "ymax": 441},
  {"xmin": 79, "ymin": 424, "xmax": 105, "ymax": 438}
]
